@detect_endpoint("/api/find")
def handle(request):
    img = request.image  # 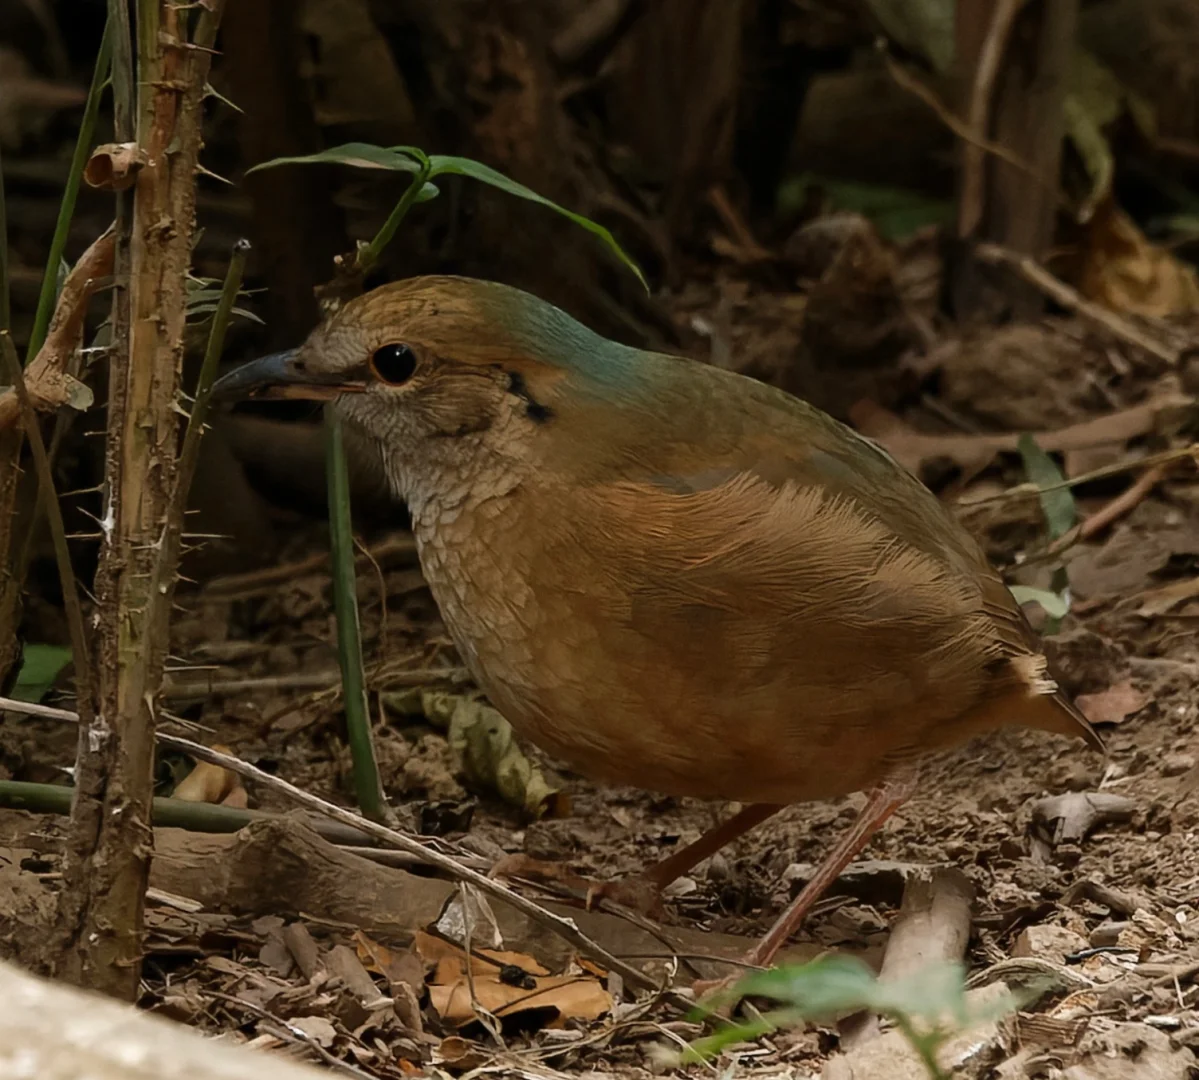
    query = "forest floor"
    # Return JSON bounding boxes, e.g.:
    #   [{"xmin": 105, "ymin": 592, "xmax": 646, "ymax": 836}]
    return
[{"xmin": 2, "ymin": 238, "xmax": 1199, "ymax": 1079}]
